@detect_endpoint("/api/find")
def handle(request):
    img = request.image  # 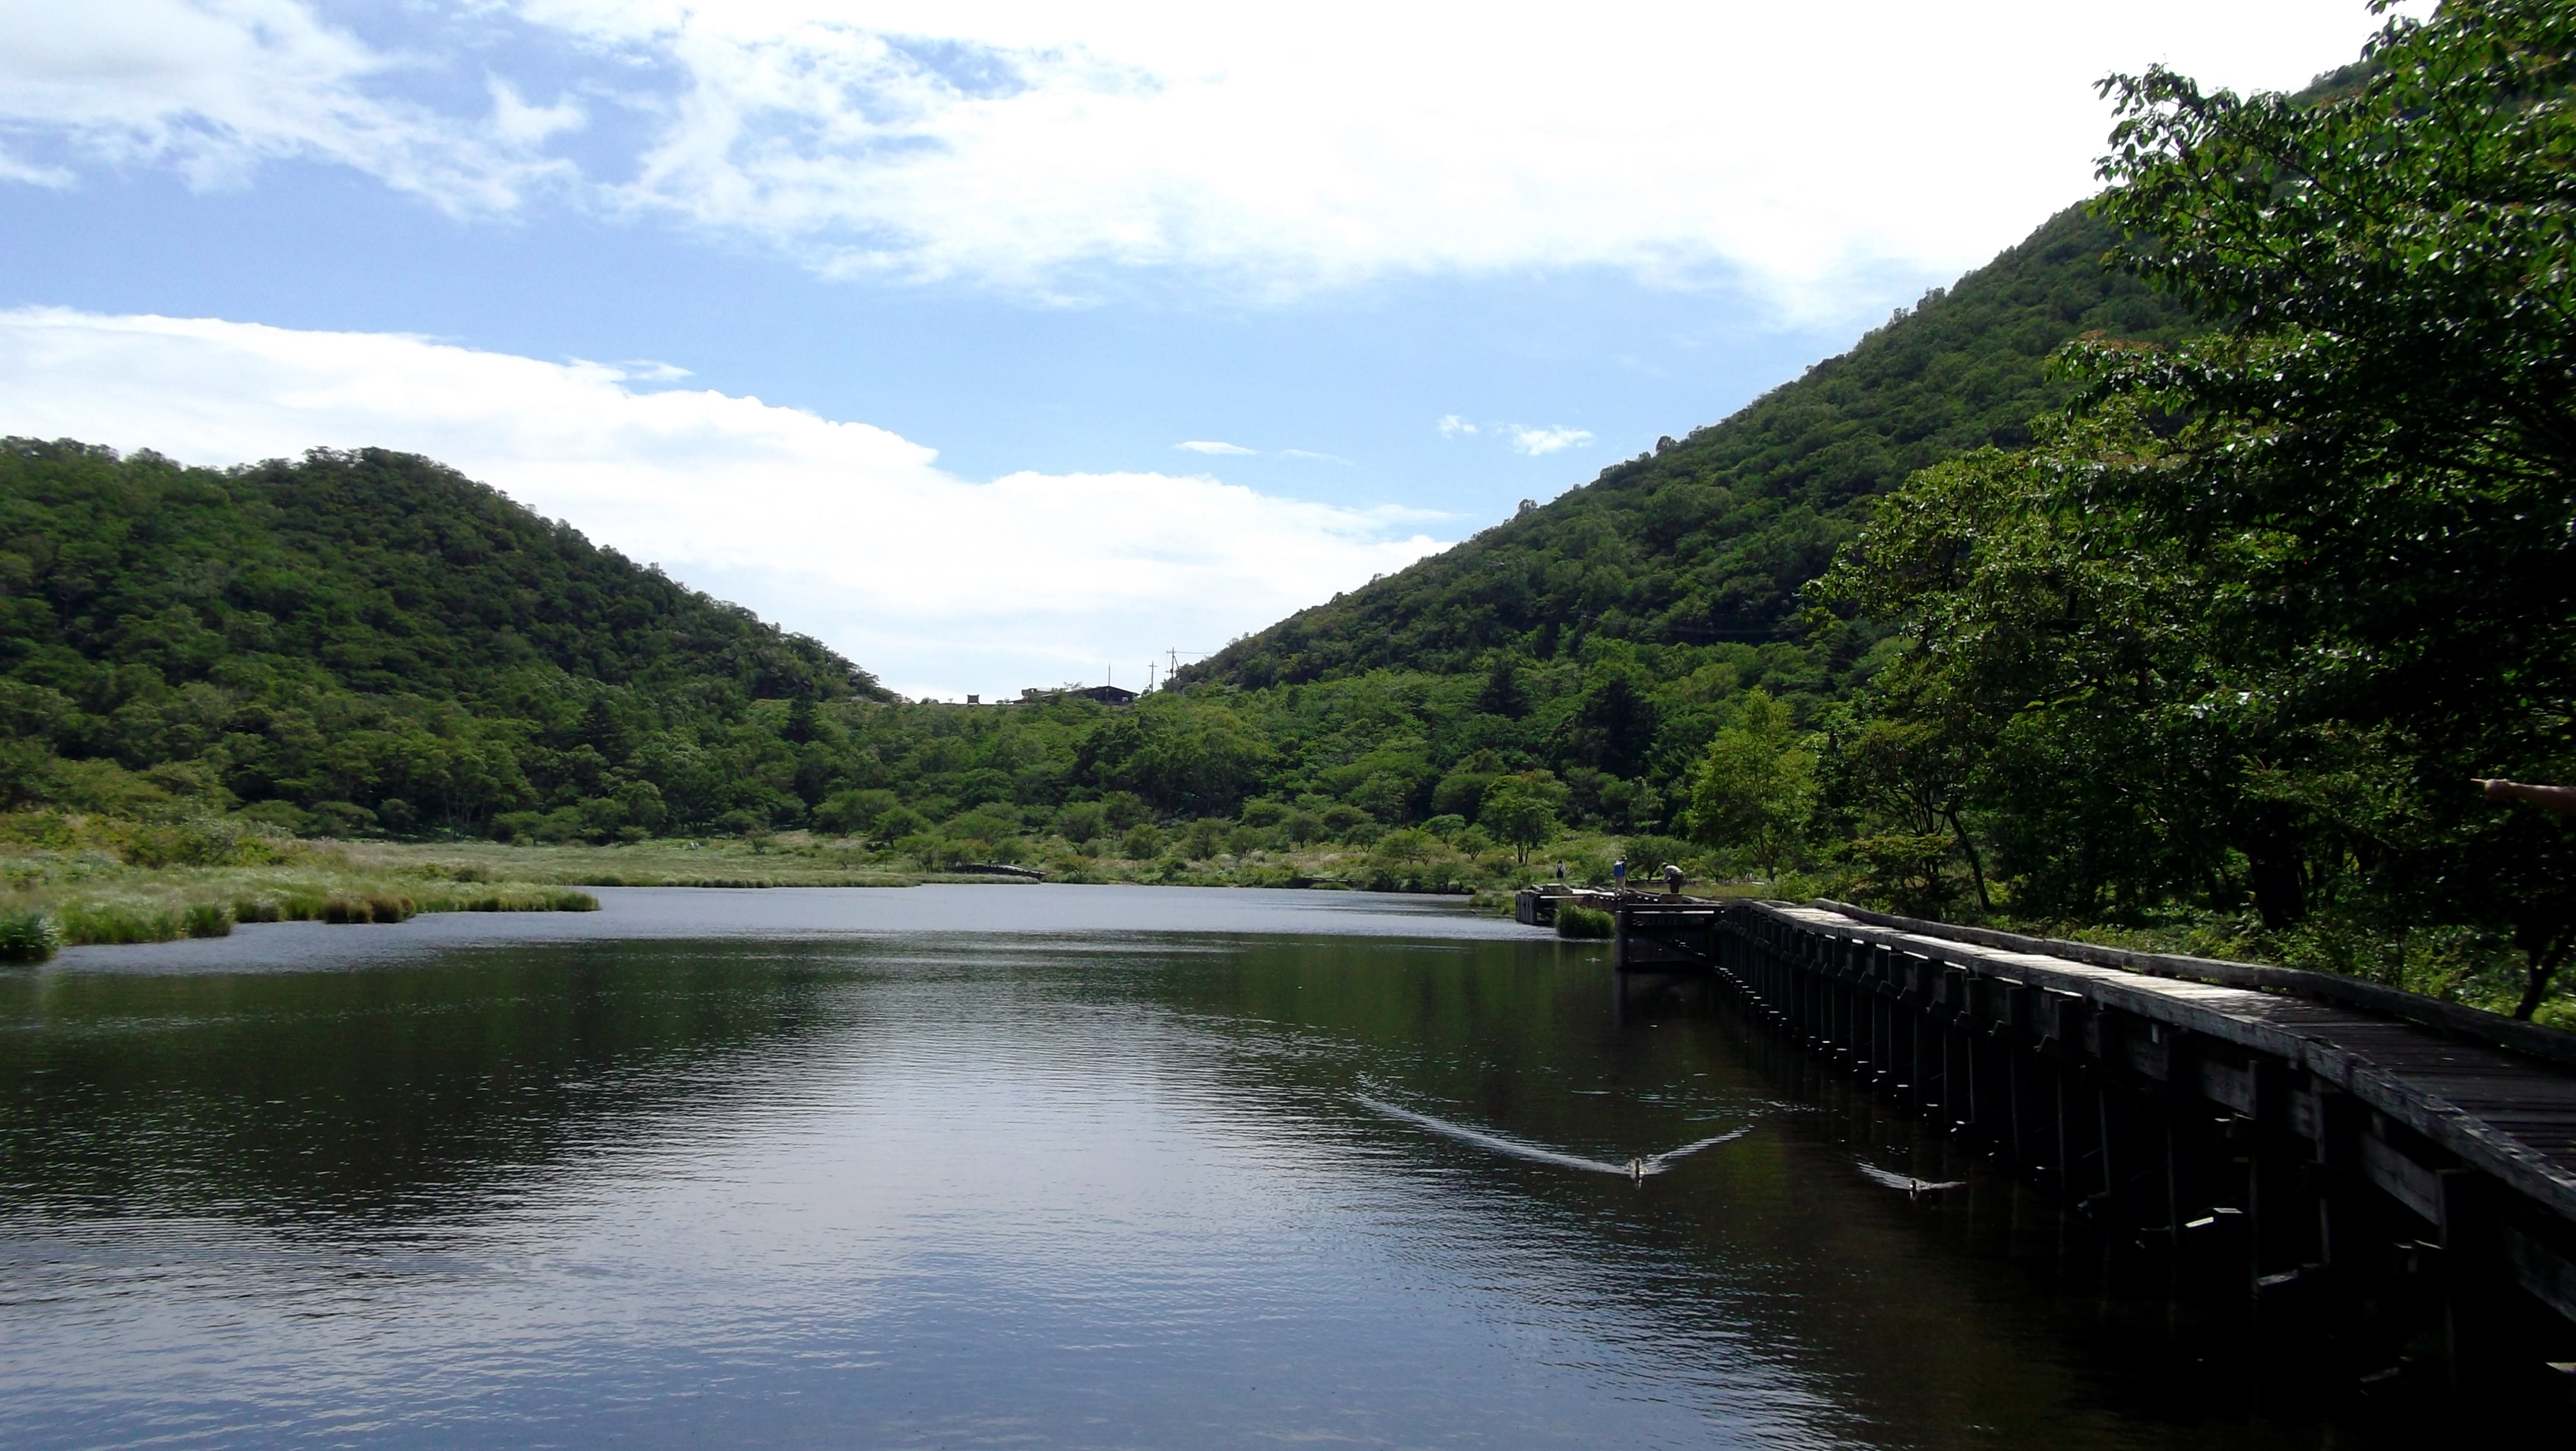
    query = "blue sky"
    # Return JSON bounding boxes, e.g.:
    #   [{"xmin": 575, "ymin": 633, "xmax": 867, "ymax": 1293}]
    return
[{"xmin": 0, "ymin": 1, "xmax": 2403, "ymax": 697}]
